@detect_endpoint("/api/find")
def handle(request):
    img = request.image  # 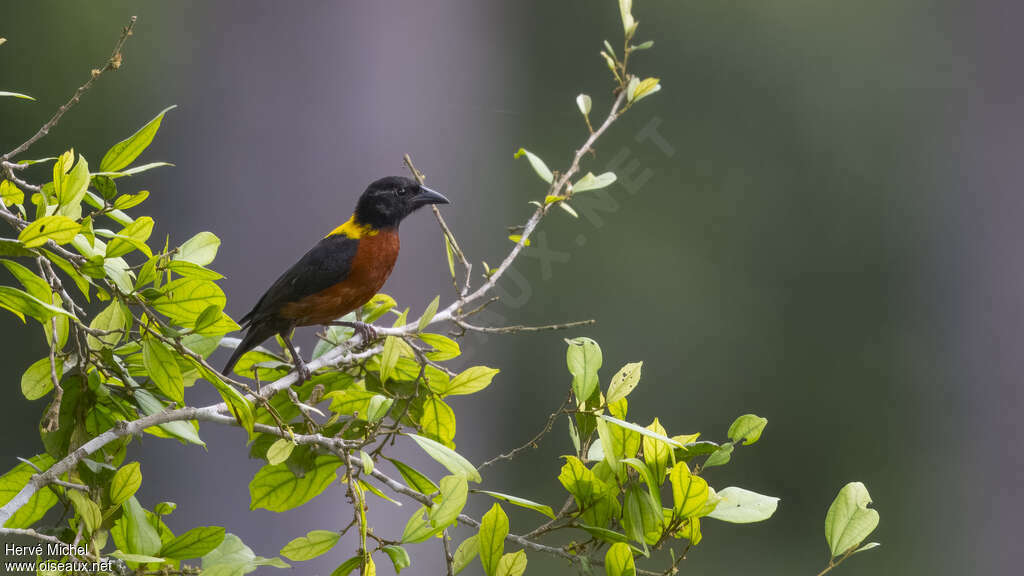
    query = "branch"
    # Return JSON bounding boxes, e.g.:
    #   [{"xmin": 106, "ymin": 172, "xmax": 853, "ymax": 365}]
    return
[{"xmin": 2, "ymin": 16, "xmax": 137, "ymax": 161}]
